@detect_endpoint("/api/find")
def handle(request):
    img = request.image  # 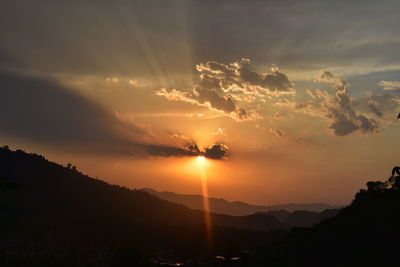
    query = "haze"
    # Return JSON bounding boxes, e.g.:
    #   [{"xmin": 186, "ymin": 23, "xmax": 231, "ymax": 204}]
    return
[{"xmin": 2, "ymin": 0, "xmax": 400, "ymax": 206}]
